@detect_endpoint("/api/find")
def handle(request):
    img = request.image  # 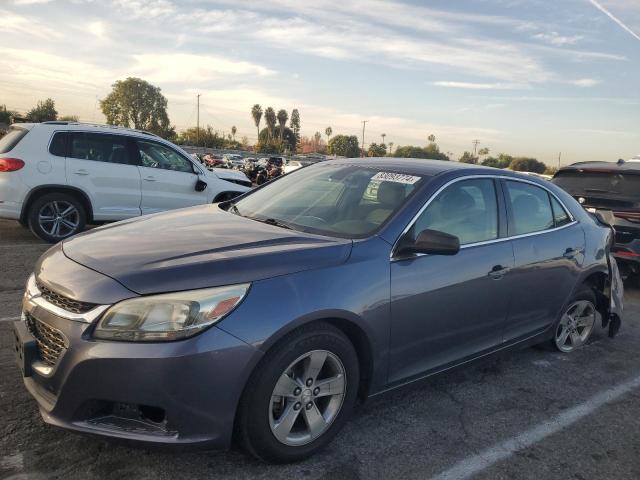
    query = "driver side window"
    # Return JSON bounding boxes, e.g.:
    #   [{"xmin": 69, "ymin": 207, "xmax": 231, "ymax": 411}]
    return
[
  {"xmin": 136, "ymin": 140, "xmax": 194, "ymax": 173},
  {"xmin": 413, "ymin": 178, "xmax": 499, "ymax": 245}
]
